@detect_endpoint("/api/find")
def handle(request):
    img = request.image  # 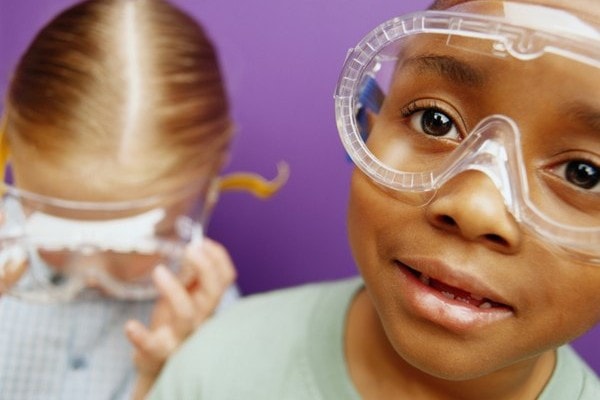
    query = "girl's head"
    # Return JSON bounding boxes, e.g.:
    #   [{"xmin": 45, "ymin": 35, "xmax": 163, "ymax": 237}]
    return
[
  {"xmin": 4, "ymin": 0, "xmax": 233, "ymax": 201},
  {"xmin": 0, "ymin": 0, "xmax": 234, "ymax": 301}
]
